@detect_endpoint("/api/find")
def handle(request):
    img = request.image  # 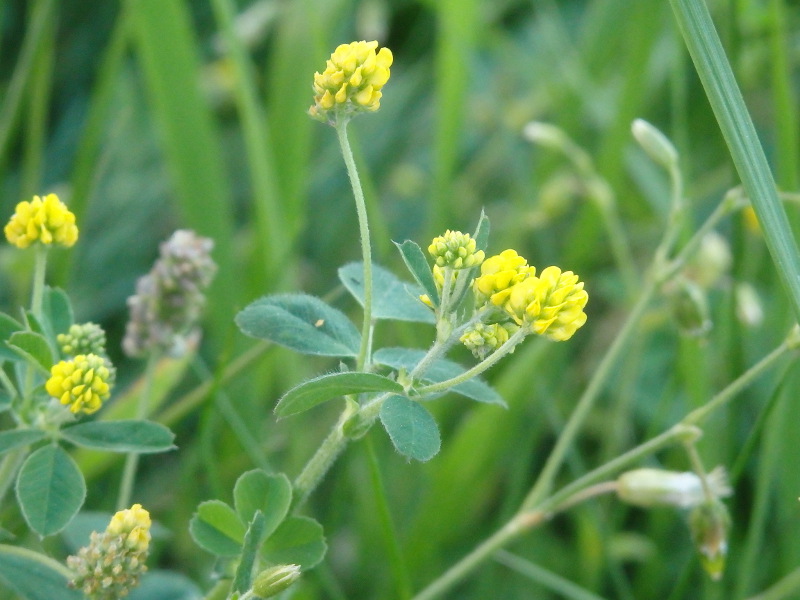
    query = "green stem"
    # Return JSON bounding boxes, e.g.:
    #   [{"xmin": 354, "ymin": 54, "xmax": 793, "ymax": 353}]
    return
[
  {"xmin": 521, "ymin": 278, "xmax": 658, "ymax": 510},
  {"xmin": 682, "ymin": 333, "xmax": 796, "ymax": 426},
  {"xmin": 415, "ymin": 327, "xmax": 528, "ymax": 396},
  {"xmin": 412, "ymin": 511, "xmax": 545, "ymax": 600},
  {"xmin": 292, "ymin": 408, "xmax": 350, "ymax": 510},
  {"xmin": 336, "ymin": 118, "xmax": 373, "ymax": 371},
  {"xmin": 30, "ymin": 244, "xmax": 48, "ymax": 319},
  {"xmin": 117, "ymin": 352, "xmax": 159, "ymax": 509}
]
